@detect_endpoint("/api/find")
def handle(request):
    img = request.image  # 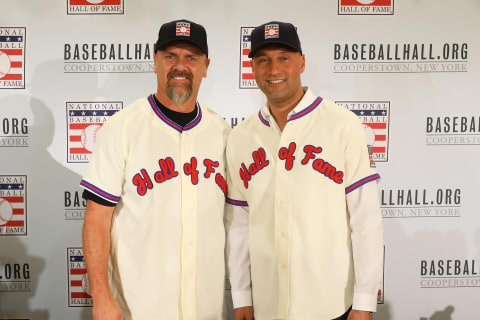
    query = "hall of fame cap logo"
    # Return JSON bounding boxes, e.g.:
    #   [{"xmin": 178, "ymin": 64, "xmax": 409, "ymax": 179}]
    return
[
  {"xmin": 67, "ymin": 247, "xmax": 93, "ymax": 307},
  {"xmin": 239, "ymin": 27, "xmax": 257, "ymax": 89},
  {"xmin": 337, "ymin": 101, "xmax": 390, "ymax": 162},
  {"xmin": 338, "ymin": 0, "xmax": 394, "ymax": 15},
  {"xmin": 66, "ymin": 101, "xmax": 123, "ymax": 163},
  {"xmin": 264, "ymin": 24, "xmax": 279, "ymax": 39},
  {"xmin": 67, "ymin": 0, "xmax": 124, "ymax": 15},
  {"xmin": 0, "ymin": 27, "xmax": 26, "ymax": 89},
  {"xmin": 176, "ymin": 22, "xmax": 191, "ymax": 37},
  {"xmin": 0, "ymin": 175, "xmax": 27, "ymax": 236}
]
